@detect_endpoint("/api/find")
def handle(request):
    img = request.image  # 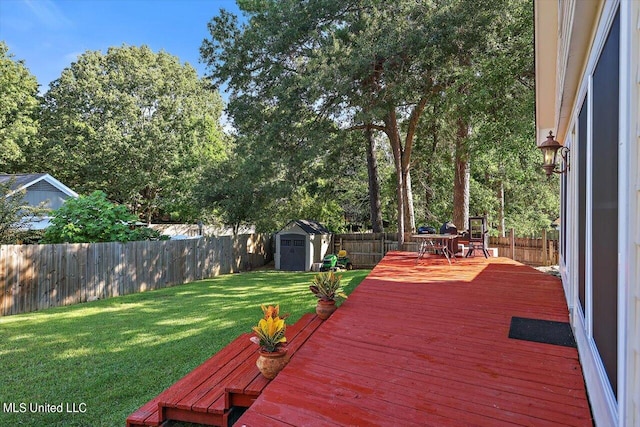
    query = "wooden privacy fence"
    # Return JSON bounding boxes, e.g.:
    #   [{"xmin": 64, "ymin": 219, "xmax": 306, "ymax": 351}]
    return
[
  {"xmin": 331, "ymin": 233, "xmax": 417, "ymax": 268},
  {"xmin": 0, "ymin": 234, "xmax": 272, "ymax": 317},
  {"xmin": 333, "ymin": 230, "xmax": 558, "ymax": 268},
  {"xmin": 488, "ymin": 229, "xmax": 558, "ymax": 266}
]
